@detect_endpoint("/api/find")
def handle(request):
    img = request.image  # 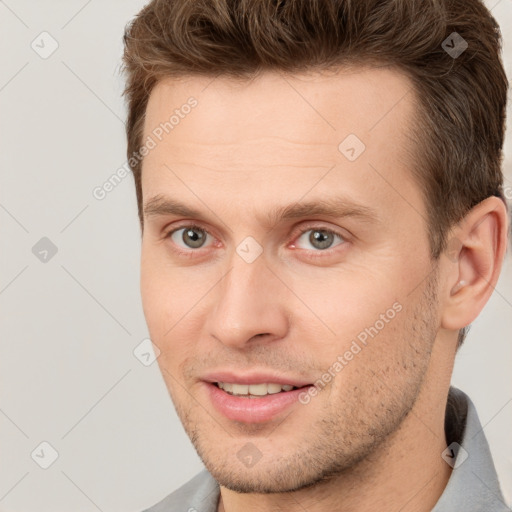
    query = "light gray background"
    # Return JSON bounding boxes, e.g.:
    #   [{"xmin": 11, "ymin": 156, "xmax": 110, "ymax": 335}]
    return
[{"xmin": 0, "ymin": 1, "xmax": 511, "ymax": 511}]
